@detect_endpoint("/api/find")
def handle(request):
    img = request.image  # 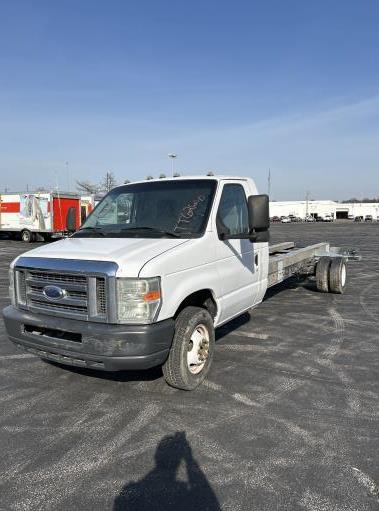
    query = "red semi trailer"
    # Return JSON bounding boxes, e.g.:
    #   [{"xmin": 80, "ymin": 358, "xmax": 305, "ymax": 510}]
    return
[{"xmin": 0, "ymin": 192, "xmax": 81, "ymax": 242}]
